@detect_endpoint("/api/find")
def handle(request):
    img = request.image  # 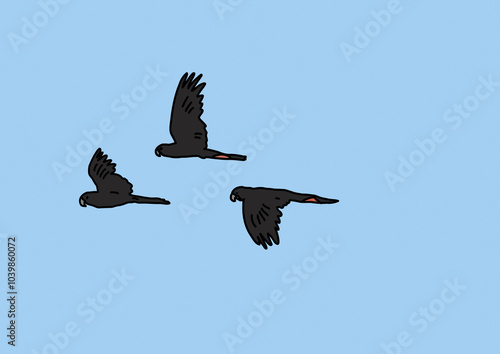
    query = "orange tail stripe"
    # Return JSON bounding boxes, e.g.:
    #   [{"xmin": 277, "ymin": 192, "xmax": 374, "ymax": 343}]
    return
[
  {"xmin": 215, "ymin": 155, "xmax": 229, "ymax": 159},
  {"xmin": 305, "ymin": 198, "xmax": 317, "ymax": 202}
]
